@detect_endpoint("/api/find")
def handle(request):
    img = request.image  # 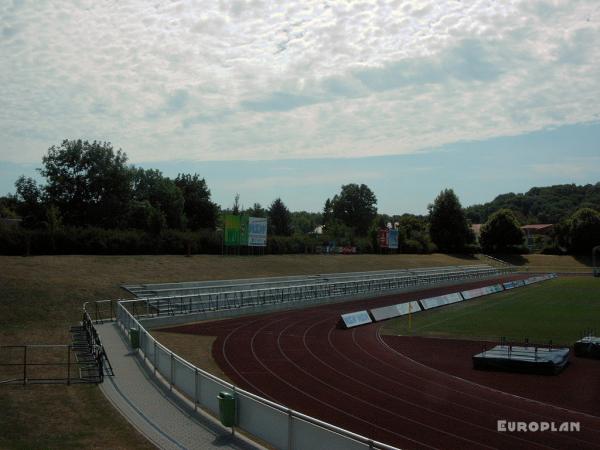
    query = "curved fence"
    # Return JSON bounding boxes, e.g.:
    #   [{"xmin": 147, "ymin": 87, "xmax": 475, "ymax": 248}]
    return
[
  {"xmin": 115, "ymin": 302, "xmax": 397, "ymax": 450},
  {"xmin": 102, "ymin": 265, "xmax": 515, "ymax": 450}
]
